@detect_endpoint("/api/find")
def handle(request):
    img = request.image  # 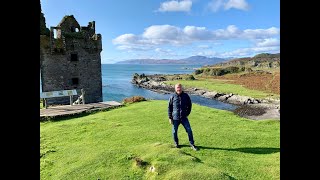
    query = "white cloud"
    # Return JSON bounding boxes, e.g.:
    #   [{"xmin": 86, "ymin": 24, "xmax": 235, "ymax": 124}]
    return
[
  {"xmin": 116, "ymin": 45, "xmax": 152, "ymax": 51},
  {"xmin": 208, "ymin": 0, "xmax": 249, "ymax": 12},
  {"xmin": 195, "ymin": 38, "xmax": 280, "ymax": 58},
  {"xmin": 243, "ymin": 27, "xmax": 279, "ymax": 39},
  {"xmin": 225, "ymin": 0, "xmax": 249, "ymax": 10},
  {"xmin": 158, "ymin": 0, "xmax": 192, "ymax": 12},
  {"xmin": 255, "ymin": 38, "xmax": 280, "ymax": 47},
  {"xmin": 208, "ymin": 0, "xmax": 225, "ymax": 12},
  {"xmin": 197, "ymin": 50, "xmax": 217, "ymax": 56},
  {"xmin": 155, "ymin": 48, "xmax": 172, "ymax": 53},
  {"xmin": 197, "ymin": 45, "xmax": 211, "ymax": 49},
  {"xmin": 197, "ymin": 43, "xmax": 223, "ymax": 49},
  {"xmin": 112, "ymin": 25, "xmax": 280, "ymax": 58},
  {"xmin": 219, "ymin": 46, "xmax": 279, "ymax": 57},
  {"xmin": 143, "ymin": 25, "xmax": 182, "ymax": 42},
  {"xmin": 183, "ymin": 26, "xmax": 212, "ymax": 40},
  {"xmin": 112, "ymin": 34, "xmax": 139, "ymax": 45},
  {"xmin": 113, "ymin": 25, "xmax": 280, "ymax": 49}
]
